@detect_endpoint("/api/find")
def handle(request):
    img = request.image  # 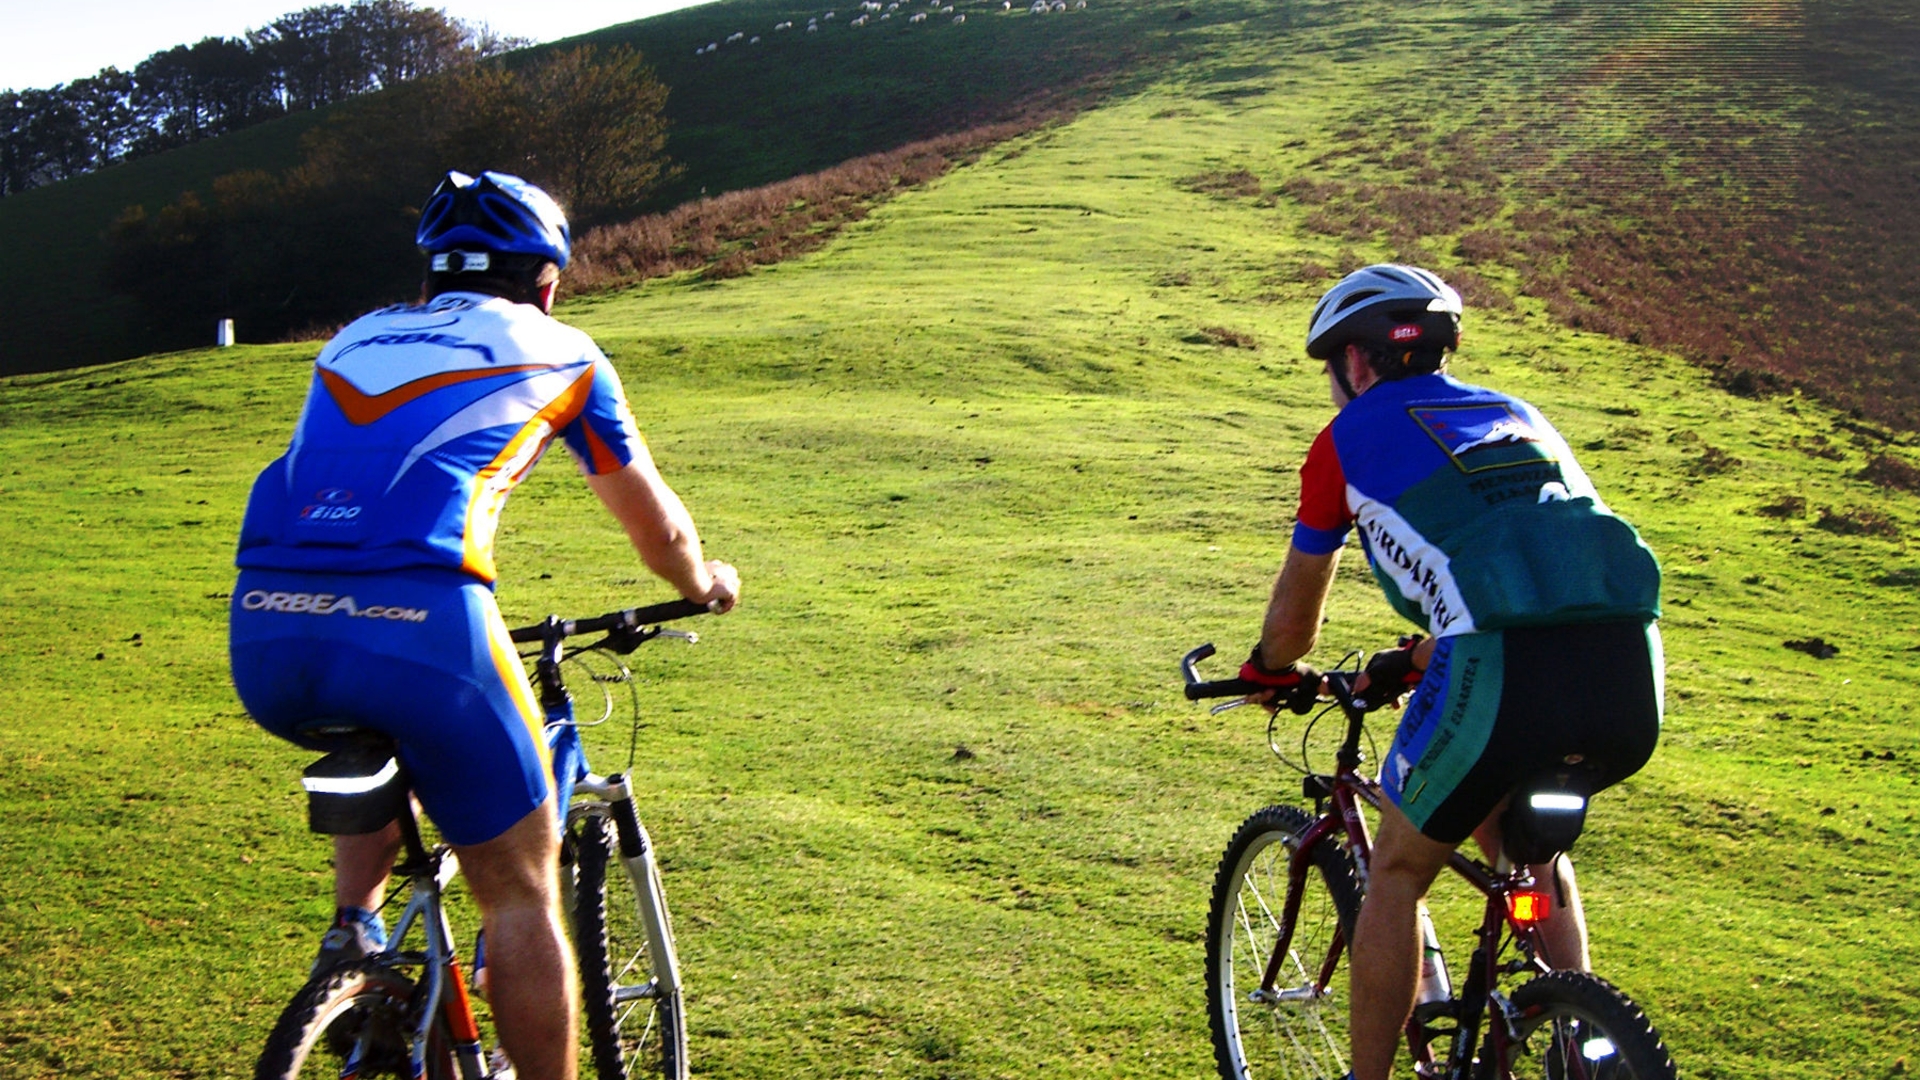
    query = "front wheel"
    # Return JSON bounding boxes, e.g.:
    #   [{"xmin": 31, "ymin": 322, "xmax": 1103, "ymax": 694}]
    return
[
  {"xmin": 572, "ymin": 808, "xmax": 690, "ymax": 1080},
  {"xmin": 1206, "ymin": 804, "xmax": 1363, "ymax": 1080},
  {"xmin": 1494, "ymin": 970, "xmax": 1677, "ymax": 1080},
  {"xmin": 255, "ymin": 959, "xmax": 451, "ymax": 1079}
]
